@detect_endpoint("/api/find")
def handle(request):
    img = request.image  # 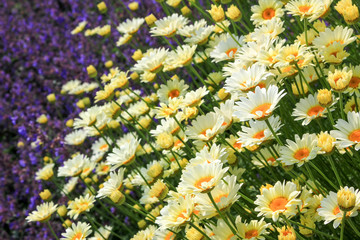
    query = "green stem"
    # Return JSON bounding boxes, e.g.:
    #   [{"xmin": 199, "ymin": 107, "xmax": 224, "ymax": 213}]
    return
[
  {"xmin": 327, "ymin": 155, "xmax": 342, "ymax": 187},
  {"xmin": 340, "ymin": 211, "xmax": 346, "ymax": 240},
  {"xmin": 265, "ymin": 119, "xmax": 283, "ymax": 146},
  {"xmin": 46, "ymin": 221, "xmax": 60, "ymax": 240}
]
